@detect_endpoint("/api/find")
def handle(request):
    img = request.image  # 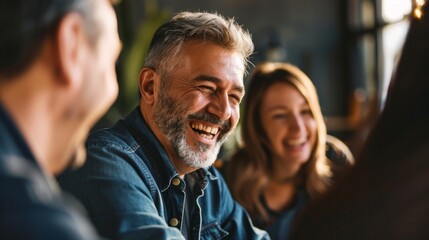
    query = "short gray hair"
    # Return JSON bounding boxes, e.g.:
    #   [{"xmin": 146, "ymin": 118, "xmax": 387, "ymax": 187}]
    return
[{"xmin": 144, "ymin": 11, "xmax": 254, "ymax": 78}]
